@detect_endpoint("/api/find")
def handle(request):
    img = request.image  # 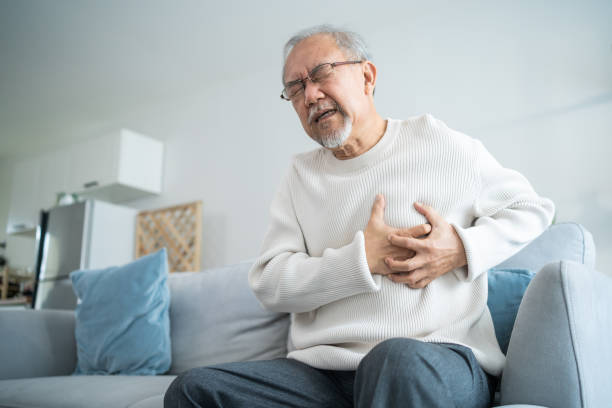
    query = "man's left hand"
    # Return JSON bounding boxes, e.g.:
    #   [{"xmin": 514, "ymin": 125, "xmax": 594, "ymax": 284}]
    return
[{"xmin": 385, "ymin": 202, "xmax": 467, "ymax": 288}]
